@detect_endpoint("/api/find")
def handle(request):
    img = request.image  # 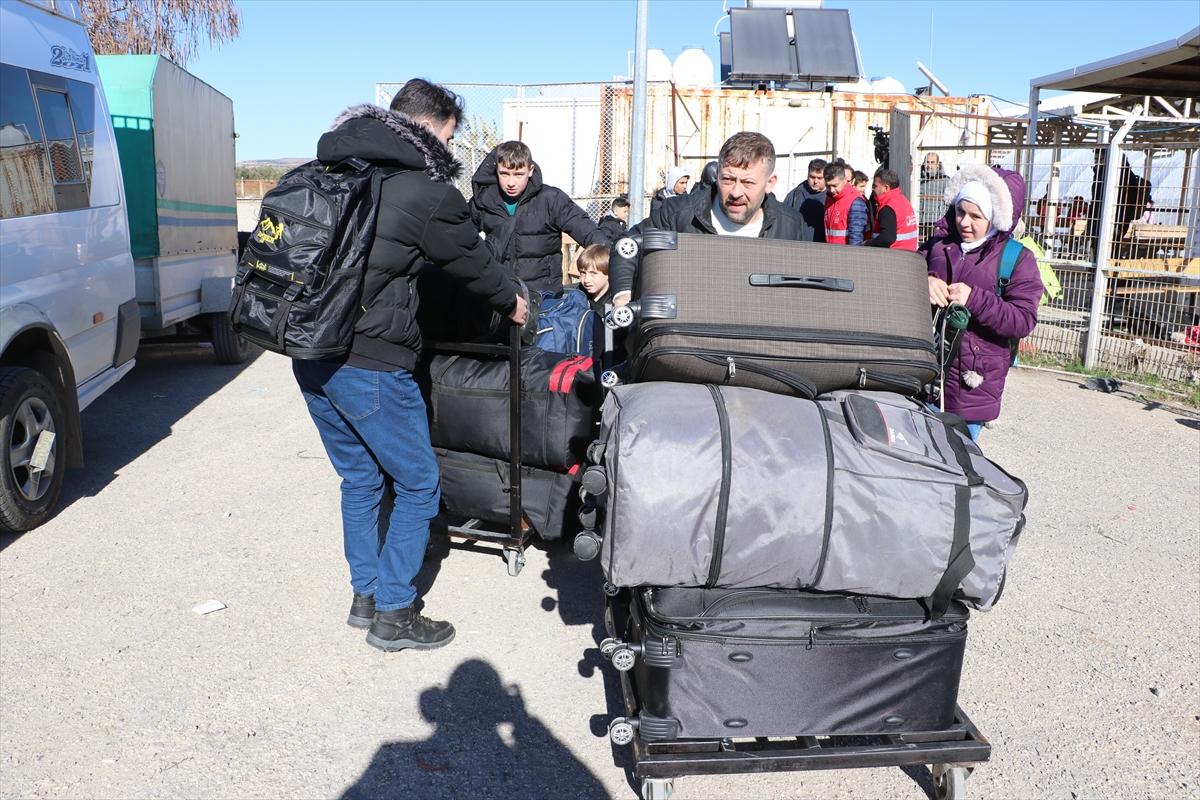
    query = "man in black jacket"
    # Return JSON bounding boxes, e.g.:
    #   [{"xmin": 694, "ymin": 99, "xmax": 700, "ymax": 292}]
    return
[
  {"xmin": 611, "ymin": 131, "xmax": 805, "ymax": 302},
  {"xmin": 295, "ymin": 79, "xmax": 527, "ymax": 653},
  {"xmin": 470, "ymin": 141, "xmax": 609, "ymax": 295},
  {"xmin": 782, "ymin": 157, "xmax": 827, "ymax": 242}
]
